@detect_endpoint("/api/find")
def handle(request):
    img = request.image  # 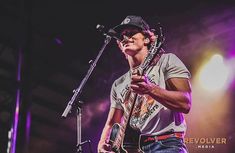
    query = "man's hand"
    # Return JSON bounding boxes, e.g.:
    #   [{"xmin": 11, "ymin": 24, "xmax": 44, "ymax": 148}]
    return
[
  {"xmin": 97, "ymin": 140, "xmax": 114, "ymax": 153},
  {"xmin": 130, "ymin": 74, "xmax": 155, "ymax": 95}
]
